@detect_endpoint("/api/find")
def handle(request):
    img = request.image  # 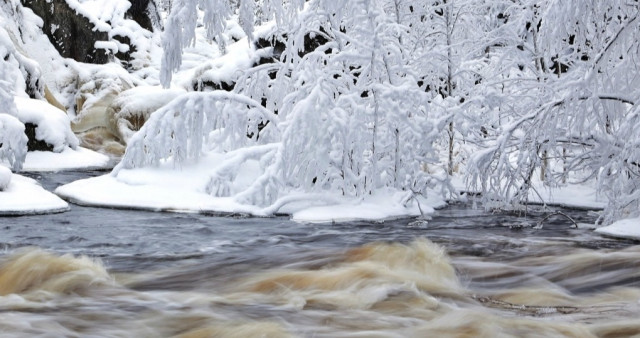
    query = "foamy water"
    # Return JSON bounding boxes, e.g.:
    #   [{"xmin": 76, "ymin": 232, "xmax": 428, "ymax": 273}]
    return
[{"xmin": 0, "ymin": 171, "xmax": 639, "ymax": 337}]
